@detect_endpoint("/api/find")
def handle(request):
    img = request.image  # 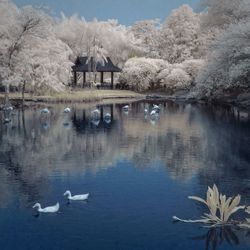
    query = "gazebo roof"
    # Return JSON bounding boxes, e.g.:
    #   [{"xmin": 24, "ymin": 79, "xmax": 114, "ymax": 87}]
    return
[{"xmin": 72, "ymin": 56, "xmax": 121, "ymax": 73}]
